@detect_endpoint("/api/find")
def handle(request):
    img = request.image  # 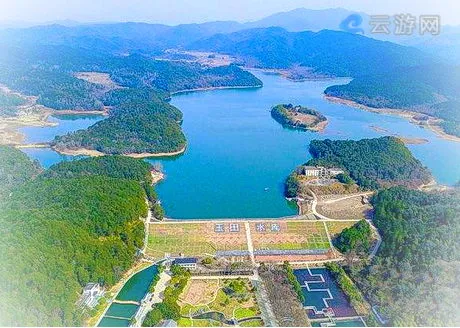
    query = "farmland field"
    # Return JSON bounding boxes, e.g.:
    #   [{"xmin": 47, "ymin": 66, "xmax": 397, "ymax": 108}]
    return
[
  {"xmin": 147, "ymin": 220, "xmax": 339, "ymax": 260},
  {"xmin": 250, "ymin": 221, "xmax": 330, "ymax": 251}
]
